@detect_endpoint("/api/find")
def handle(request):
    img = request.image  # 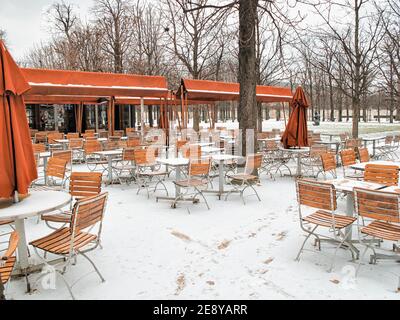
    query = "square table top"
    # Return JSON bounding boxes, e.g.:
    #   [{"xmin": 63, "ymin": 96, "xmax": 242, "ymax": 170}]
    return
[
  {"xmin": 325, "ymin": 178, "xmax": 385, "ymax": 192},
  {"xmin": 156, "ymin": 157, "xmax": 189, "ymax": 166}
]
